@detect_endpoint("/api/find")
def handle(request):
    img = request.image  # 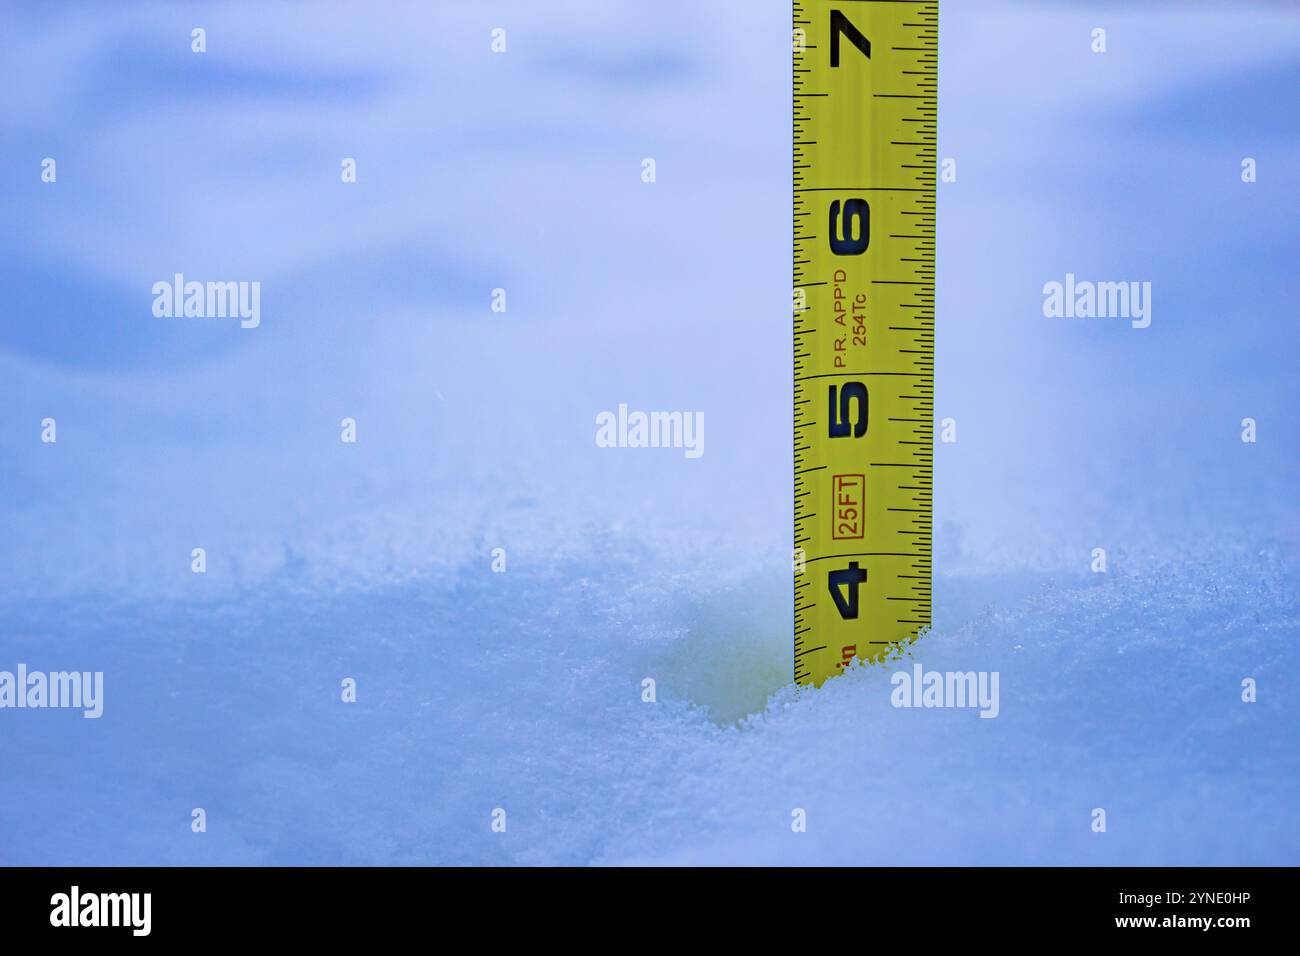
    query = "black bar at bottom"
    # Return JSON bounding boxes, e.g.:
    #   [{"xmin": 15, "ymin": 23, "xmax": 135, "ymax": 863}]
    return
[{"xmin": 0, "ymin": 866, "xmax": 1281, "ymax": 941}]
